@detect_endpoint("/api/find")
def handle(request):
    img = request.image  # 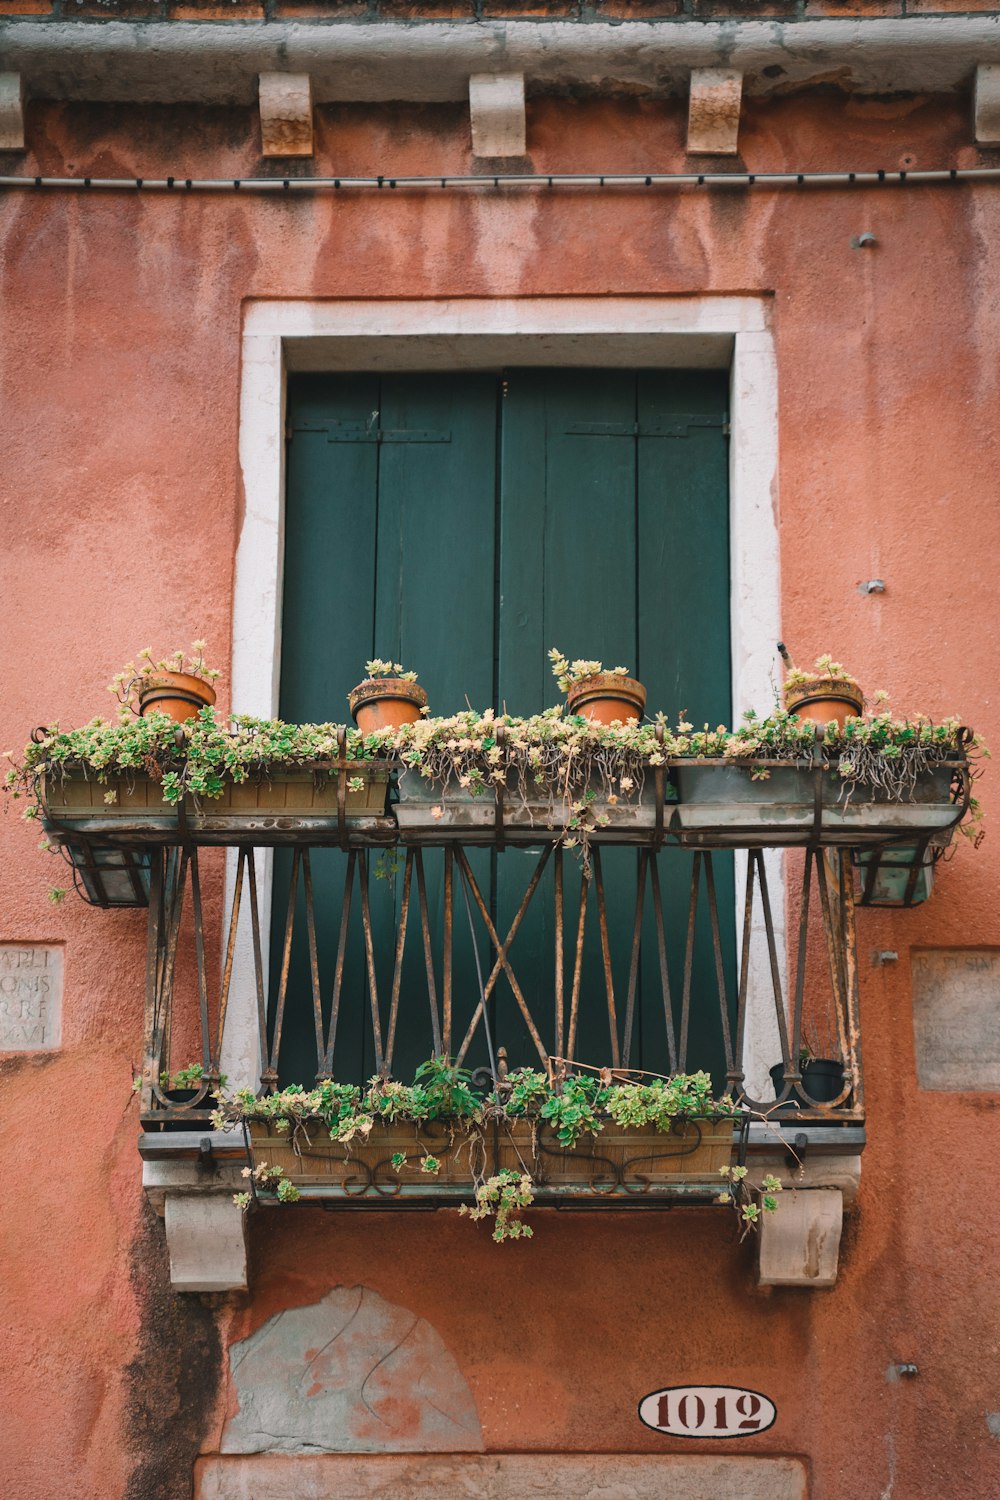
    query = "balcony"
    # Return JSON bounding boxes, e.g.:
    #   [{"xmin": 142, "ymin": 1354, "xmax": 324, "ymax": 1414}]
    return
[{"xmin": 35, "ymin": 733, "xmax": 972, "ymax": 1276}]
